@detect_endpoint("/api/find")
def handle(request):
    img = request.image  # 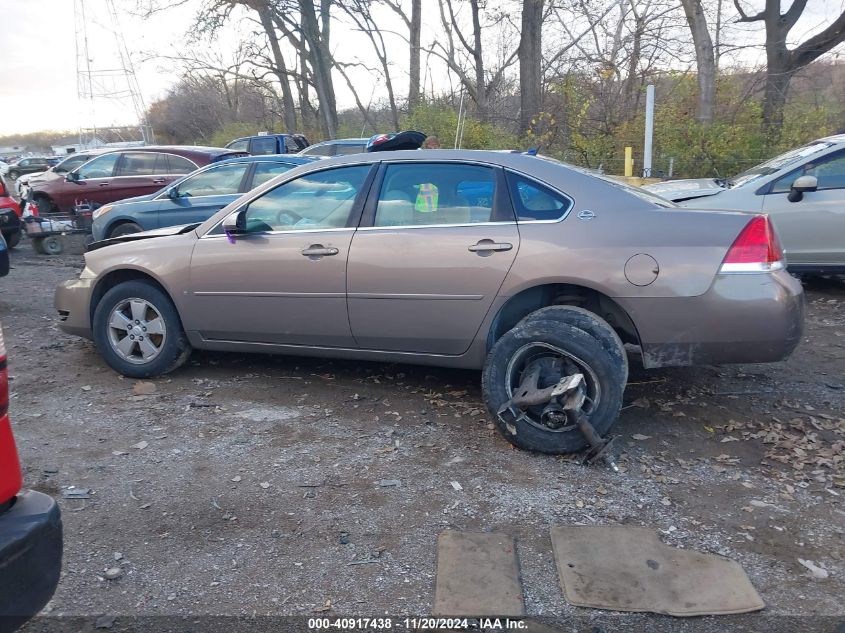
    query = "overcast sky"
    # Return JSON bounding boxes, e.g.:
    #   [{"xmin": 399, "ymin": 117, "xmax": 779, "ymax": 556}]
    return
[{"xmin": 0, "ymin": 0, "xmax": 843, "ymax": 138}]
